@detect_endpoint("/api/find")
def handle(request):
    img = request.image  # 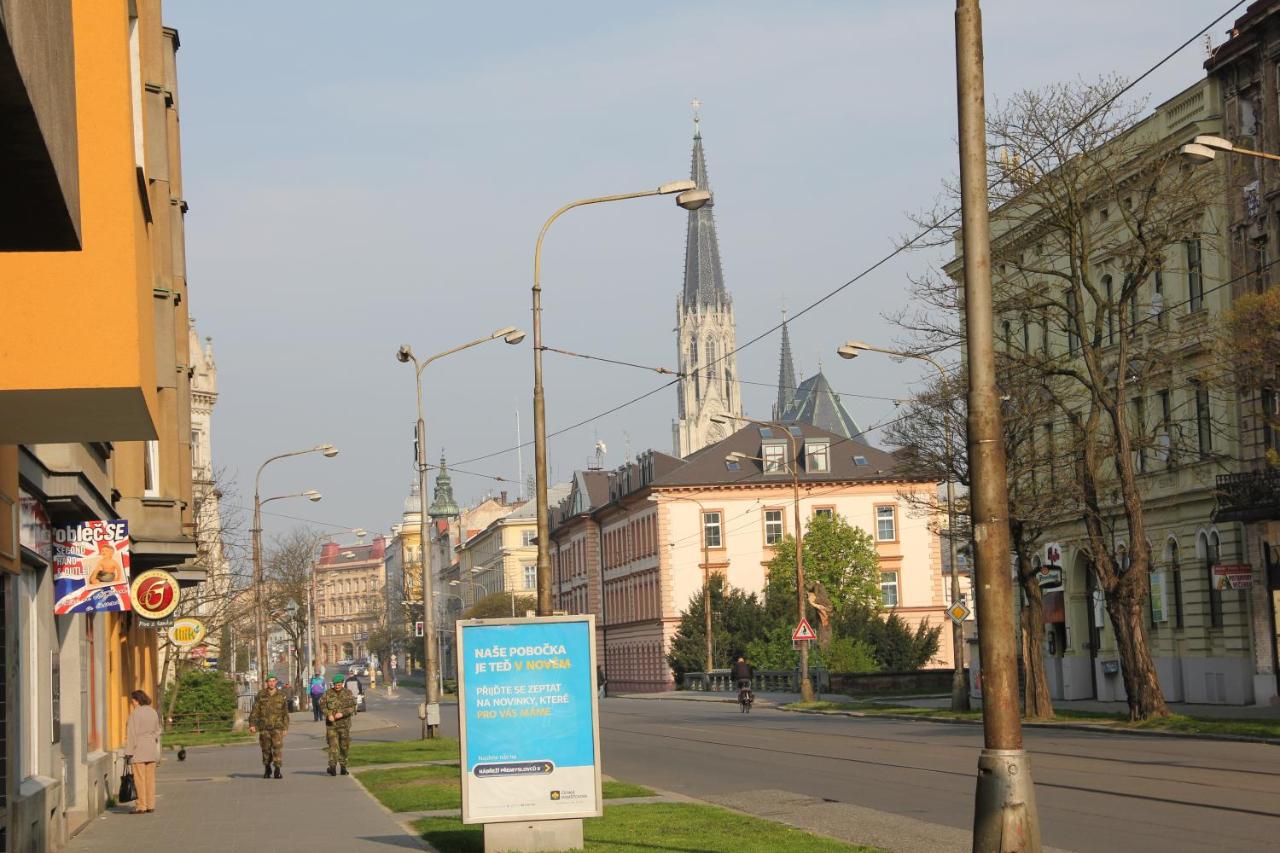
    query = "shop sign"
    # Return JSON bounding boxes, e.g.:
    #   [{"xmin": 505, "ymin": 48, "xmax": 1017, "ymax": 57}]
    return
[
  {"xmin": 171, "ymin": 617, "xmax": 207, "ymax": 647},
  {"xmin": 19, "ymin": 492, "xmax": 52, "ymax": 562},
  {"xmin": 132, "ymin": 570, "xmax": 181, "ymax": 620},
  {"xmin": 138, "ymin": 616, "xmax": 175, "ymax": 629},
  {"xmin": 1039, "ymin": 543, "xmax": 1065, "ymax": 592},
  {"xmin": 52, "ymin": 520, "xmax": 132, "ymax": 614},
  {"xmin": 1211, "ymin": 564, "xmax": 1254, "ymax": 591},
  {"xmin": 457, "ymin": 614, "xmax": 601, "ymax": 825}
]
